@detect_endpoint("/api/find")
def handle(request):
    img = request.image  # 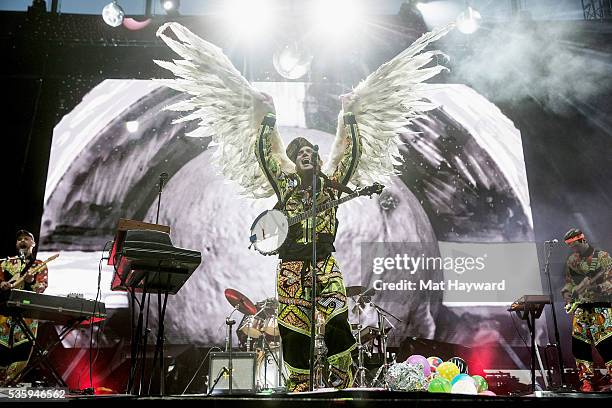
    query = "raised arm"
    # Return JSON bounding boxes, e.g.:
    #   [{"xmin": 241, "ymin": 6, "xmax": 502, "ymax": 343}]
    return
[
  {"xmin": 254, "ymin": 113, "xmax": 285, "ymax": 200},
  {"xmin": 328, "ymin": 111, "xmax": 362, "ymax": 186}
]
